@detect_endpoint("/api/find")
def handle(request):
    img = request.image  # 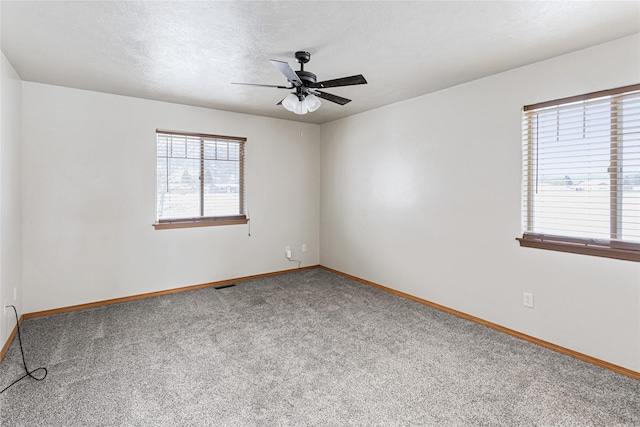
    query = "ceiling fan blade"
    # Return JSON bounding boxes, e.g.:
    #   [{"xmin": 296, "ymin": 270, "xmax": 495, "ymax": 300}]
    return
[
  {"xmin": 270, "ymin": 59, "xmax": 303, "ymax": 87},
  {"xmin": 313, "ymin": 90, "xmax": 352, "ymax": 105},
  {"xmin": 231, "ymin": 82, "xmax": 292, "ymax": 89},
  {"xmin": 311, "ymin": 74, "xmax": 367, "ymax": 89}
]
